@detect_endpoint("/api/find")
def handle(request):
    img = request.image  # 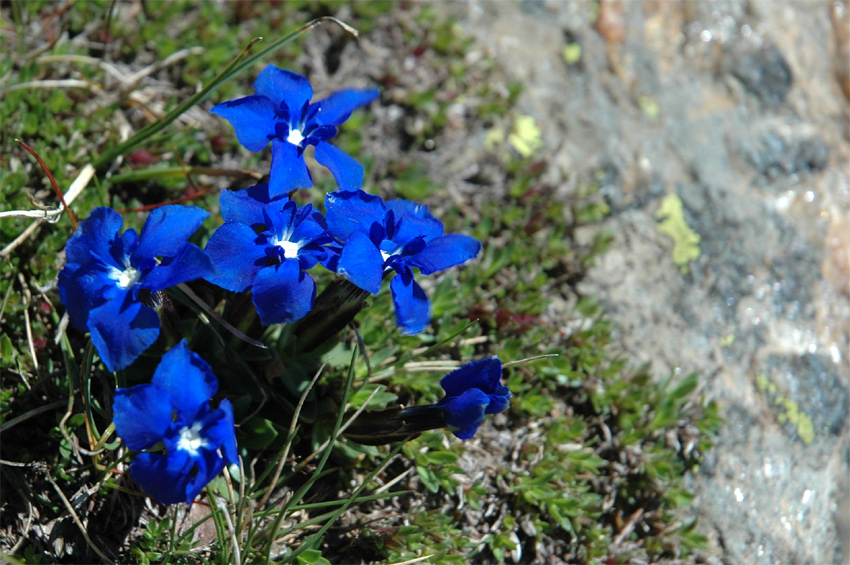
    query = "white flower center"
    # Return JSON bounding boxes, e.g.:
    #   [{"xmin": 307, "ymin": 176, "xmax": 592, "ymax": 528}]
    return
[
  {"xmin": 277, "ymin": 239, "xmax": 300, "ymax": 259},
  {"xmin": 176, "ymin": 421, "xmax": 208, "ymax": 457},
  {"xmin": 380, "ymin": 250, "xmax": 391, "ymax": 262},
  {"xmin": 118, "ymin": 267, "xmax": 141, "ymax": 288},
  {"xmin": 286, "ymin": 128, "xmax": 305, "ymax": 146},
  {"xmin": 109, "ymin": 264, "xmax": 141, "ymax": 289}
]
